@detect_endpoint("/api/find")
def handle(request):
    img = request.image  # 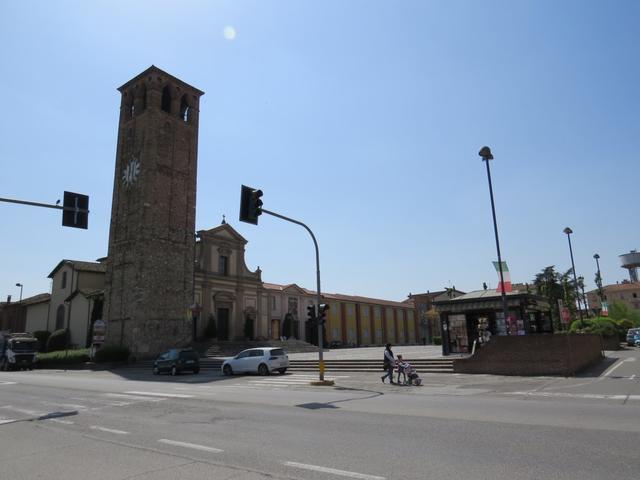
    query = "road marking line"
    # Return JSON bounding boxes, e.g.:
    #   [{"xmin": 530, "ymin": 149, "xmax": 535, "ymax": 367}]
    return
[
  {"xmin": 284, "ymin": 461, "xmax": 385, "ymax": 480},
  {"xmin": 42, "ymin": 402, "xmax": 87, "ymax": 410},
  {"xmin": 630, "ymin": 374, "xmax": 637, "ymax": 380},
  {"xmin": 504, "ymin": 391, "xmax": 640, "ymax": 401},
  {"xmin": 0, "ymin": 406, "xmax": 45, "ymax": 416},
  {"xmin": 90, "ymin": 426, "xmax": 129, "ymax": 435},
  {"xmin": 158, "ymin": 439, "xmax": 223, "ymax": 453},
  {"xmin": 603, "ymin": 358, "xmax": 633, "ymax": 377},
  {"xmin": 124, "ymin": 391, "xmax": 193, "ymax": 398},
  {"xmin": 0, "ymin": 419, "xmax": 17, "ymax": 425},
  {"xmin": 105, "ymin": 393, "xmax": 164, "ymax": 402},
  {"xmin": 0, "ymin": 381, "xmax": 17, "ymax": 385},
  {"xmin": 49, "ymin": 419, "xmax": 75, "ymax": 425}
]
